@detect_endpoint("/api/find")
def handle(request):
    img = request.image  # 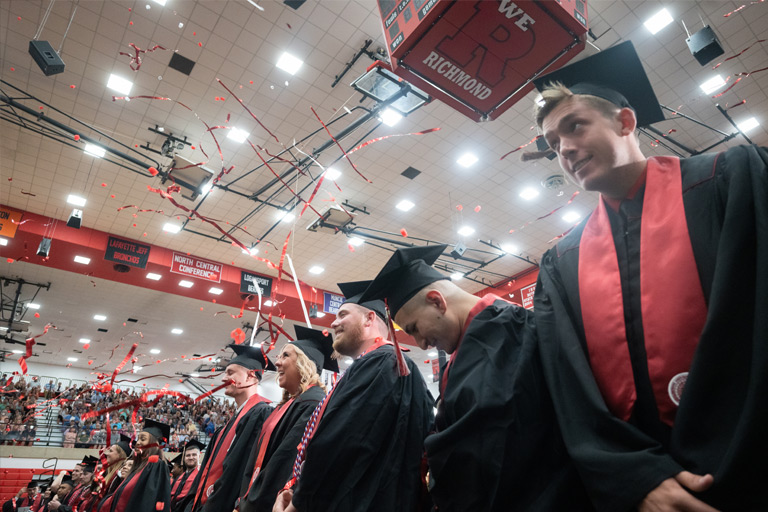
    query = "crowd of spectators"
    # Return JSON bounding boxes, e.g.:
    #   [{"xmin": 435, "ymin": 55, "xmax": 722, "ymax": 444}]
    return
[{"xmin": 1, "ymin": 375, "xmax": 236, "ymax": 451}]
